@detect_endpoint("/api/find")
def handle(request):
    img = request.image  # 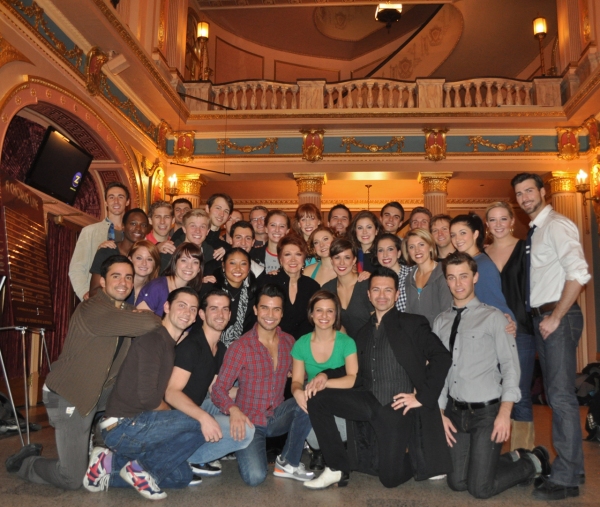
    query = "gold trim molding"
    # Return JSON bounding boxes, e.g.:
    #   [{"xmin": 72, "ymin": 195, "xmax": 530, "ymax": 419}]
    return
[
  {"xmin": 556, "ymin": 127, "xmax": 581, "ymax": 161},
  {"xmin": 467, "ymin": 135, "xmax": 532, "ymax": 152},
  {"xmin": 178, "ymin": 174, "xmax": 206, "ymax": 195},
  {"xmin": 423, "ymin": 128, "xmax": 448, "ymax": 161},
  {"xmin": 216, "ymin": 138, "xmax": 278, "ymax": 155},
  {"xmin": 418, "ymin": 172, "xmax": 453, "ymax": 193},
  {"xmin": 340, "ymin": 136, "xmax": 405, "ymax": 154},
  {"xmin": 85, "ymin": 47, "xmax": 109, "ymax": 96},
  {"xmin": 293, "ymin": 173, "xmax": 327, "ymax": 194},
  {"xmin": 547, "ymin": 171, "xmax": 576, "ymax": 194},
  {"xmin": 0, "ymin": 33, "xmax": 32, "ymax": 68}
]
